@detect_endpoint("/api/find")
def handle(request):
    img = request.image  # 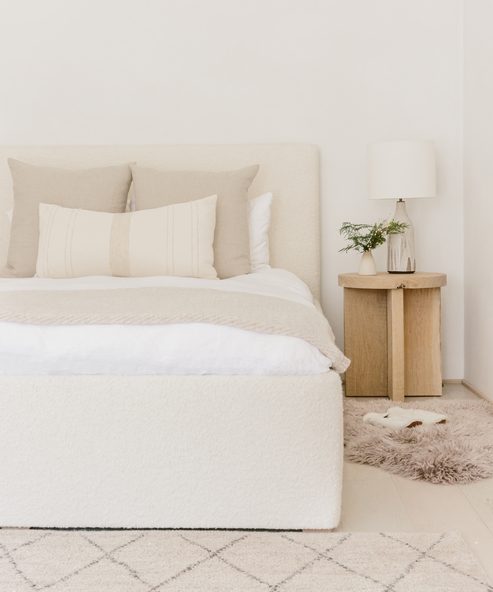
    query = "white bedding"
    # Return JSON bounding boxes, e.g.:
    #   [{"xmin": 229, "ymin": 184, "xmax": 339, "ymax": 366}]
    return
[{"xmin": 0, "ymin": 268, "xmax": 332, "ymax": 375}]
